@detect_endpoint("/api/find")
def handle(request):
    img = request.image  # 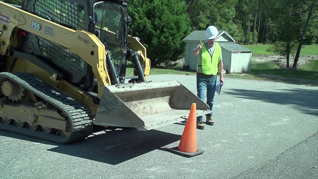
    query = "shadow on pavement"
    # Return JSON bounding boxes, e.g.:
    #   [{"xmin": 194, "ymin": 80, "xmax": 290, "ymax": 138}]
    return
[
  {"xmin": 226, "ymin": 88, "xmax": 318, "ymax": 116},
  {"xmin": 48, "ymin": 128, "xmax": 181, "ymax": 165},
  {"xmin": 0, "ymin": 127, "xmax": 181, "ymax": 165}
]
